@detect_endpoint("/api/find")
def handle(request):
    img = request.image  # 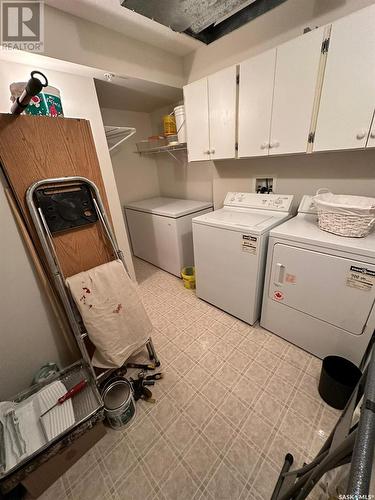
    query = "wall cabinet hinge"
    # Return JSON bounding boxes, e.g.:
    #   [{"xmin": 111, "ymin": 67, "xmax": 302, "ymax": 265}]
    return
[
  {"xmin": 236, "ymin": 74, "xmax": 240, "ymax": 84},
  {"xmin": 235, "ymin": 142, "xmax": 238, "ymax": 151},
  {"xmin": 321, "ymin": 38, "xmax": 330, "ymax": 54},
  {"xmin": 308, "ymin": 132, "xmax": 315, "ymax": 143}
]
